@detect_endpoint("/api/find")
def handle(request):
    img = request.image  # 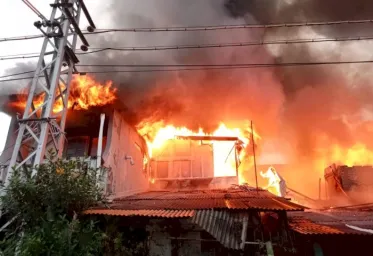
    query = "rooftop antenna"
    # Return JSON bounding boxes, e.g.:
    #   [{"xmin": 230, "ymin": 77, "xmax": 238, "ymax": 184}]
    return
[{"xmin": 4, "ymin": 0, "xmax": 96, "ymax": 186}]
